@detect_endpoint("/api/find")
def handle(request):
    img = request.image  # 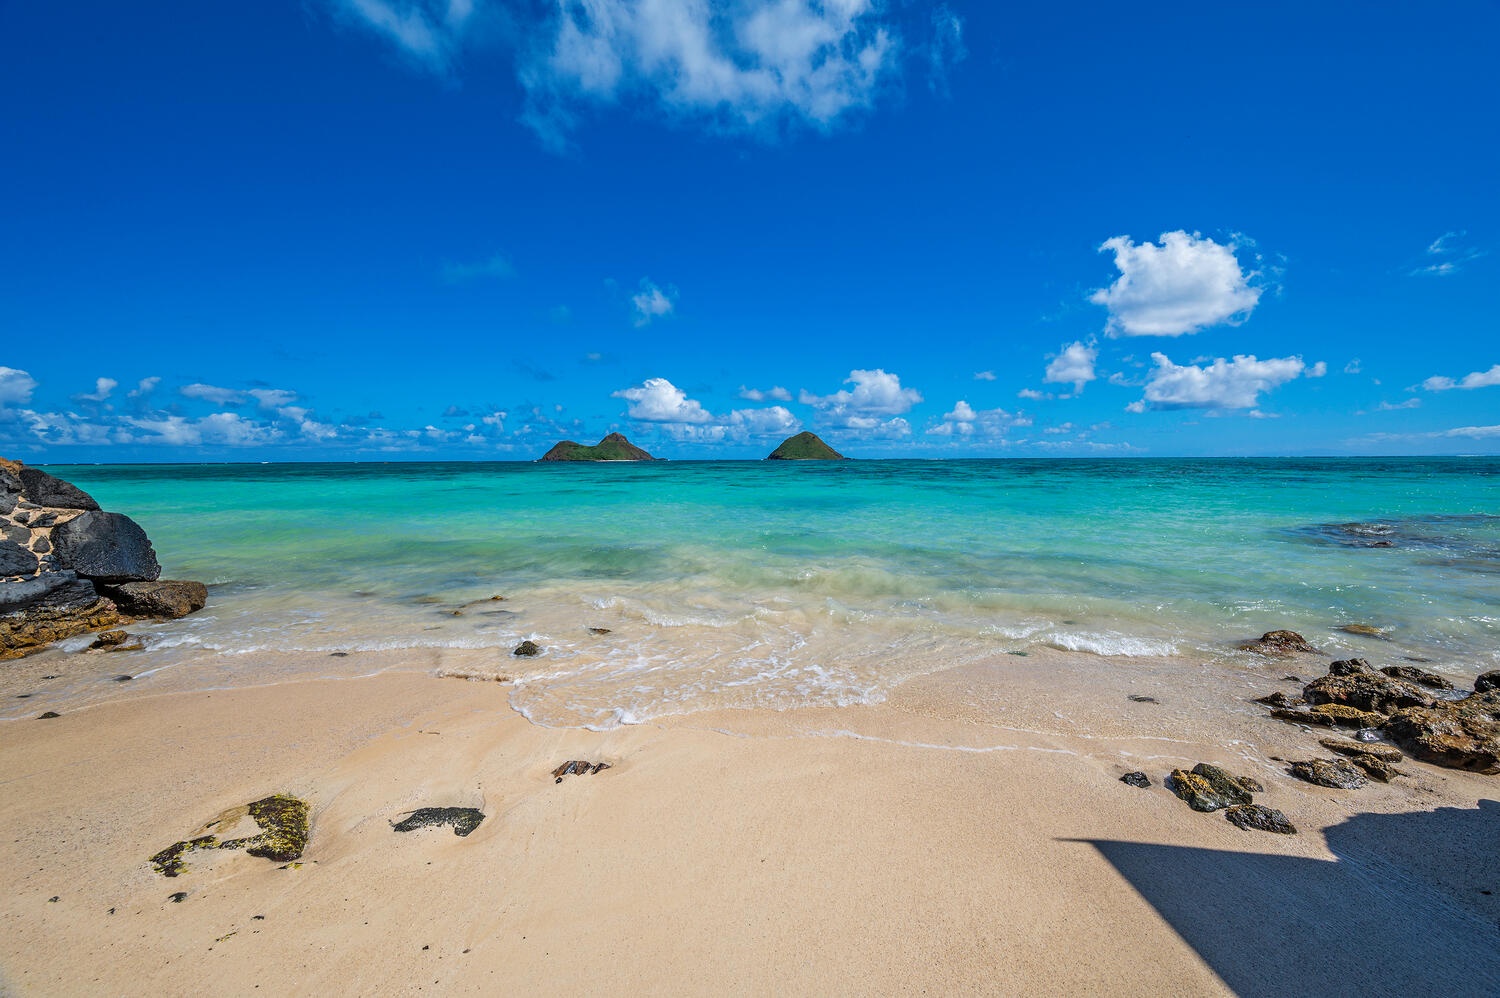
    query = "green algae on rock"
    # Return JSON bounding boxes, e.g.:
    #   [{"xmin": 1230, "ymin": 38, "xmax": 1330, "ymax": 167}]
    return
[
  {"xmin": 538, "ymin": 433, "xmax": 655, "ymax": 462},
  {"xmin": 766, "ymin": 431, "xmax": 845, "ymax": 461},
  {"xmin": 391, "ymin": 807, "xmax": 485, "ymax": 837},
  {"xmin": 149, "ymin": 794, "xmax": 310, "ymax": 877}
]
